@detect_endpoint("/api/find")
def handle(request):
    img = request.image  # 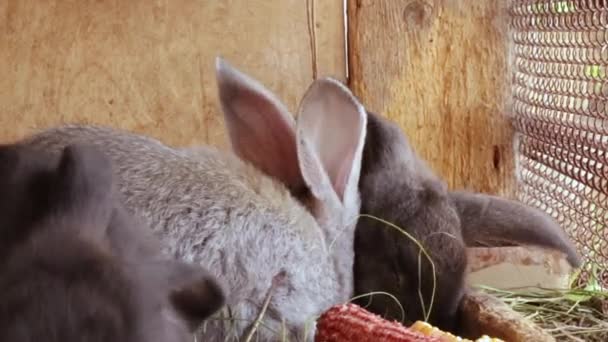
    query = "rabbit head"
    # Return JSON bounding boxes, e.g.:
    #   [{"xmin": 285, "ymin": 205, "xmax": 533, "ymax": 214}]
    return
[
  {"xmin": 214, "ymin": 58, "xmax": 368, "ymax": 288},
  {"xmin": 353, "ymin": 111, "xmax": 468, "ymax": 332},
  {"xmin": 0, "ymin": 143, "xmax": 224, "ymax": 342},
  {"xmin": 353, "ymin": 112, "xmax": 582, "ymax": 334}
]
